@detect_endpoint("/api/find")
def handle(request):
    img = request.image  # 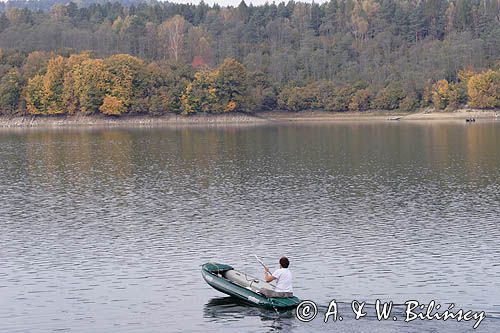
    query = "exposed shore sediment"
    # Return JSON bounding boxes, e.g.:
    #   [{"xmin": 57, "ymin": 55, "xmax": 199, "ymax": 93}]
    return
[
  {"xmin": 0, "ymin": 109, "xmax": 498, "ymax": 128},
  {"xmin": 0, "ymin": 113, "xmax": 267, "ymax": 128},
  {"xmin": 259, "ymin": 109, "xmax": 499, "ymax": 122}
]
